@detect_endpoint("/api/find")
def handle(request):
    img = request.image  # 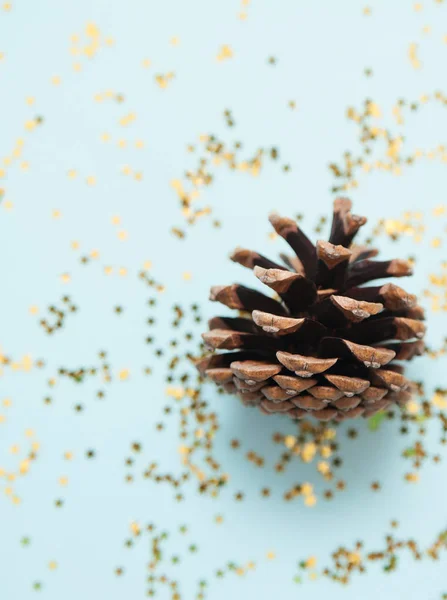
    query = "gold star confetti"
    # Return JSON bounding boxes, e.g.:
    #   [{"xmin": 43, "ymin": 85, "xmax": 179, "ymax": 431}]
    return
[
  {"xmin": 216, "ymin": 45, "xmax": 234, "ymax": 61},
  {"xmin": 409, "ymin": 43, "xmax": 422, "ymax": 69},
  {"xmin": 155, "ymin": 72, "xmax": 175, "ymax": 89},
  {"xmin": 1, "ymin": 6, "xmax": 447, "ymax": 599}
]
